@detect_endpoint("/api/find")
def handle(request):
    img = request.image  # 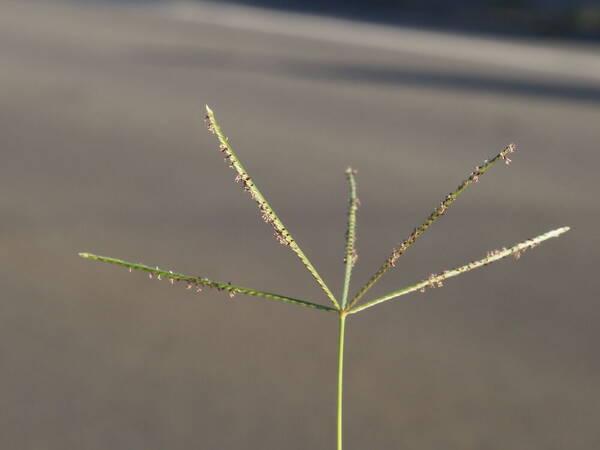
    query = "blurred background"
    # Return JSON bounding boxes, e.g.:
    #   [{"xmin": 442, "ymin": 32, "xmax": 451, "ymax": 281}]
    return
[{"xmin": 1, "ymin": 0, "xmax": 599, "ymax": 449}]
